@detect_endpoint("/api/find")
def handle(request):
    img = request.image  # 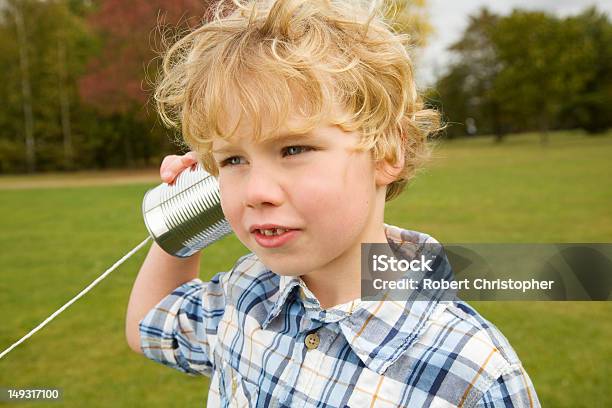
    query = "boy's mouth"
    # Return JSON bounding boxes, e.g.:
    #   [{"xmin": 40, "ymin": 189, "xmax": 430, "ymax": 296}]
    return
[
  {"xmin": 249, "ymin": 224, "xmax": 301, "ymax": 248},
  {"xmin": 249, "ymin": 224, "xmax": 299, "ymax": 235},
  {"xmin": 255, "ymin": 228, "xmax": 292, "ymax": 236}
]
